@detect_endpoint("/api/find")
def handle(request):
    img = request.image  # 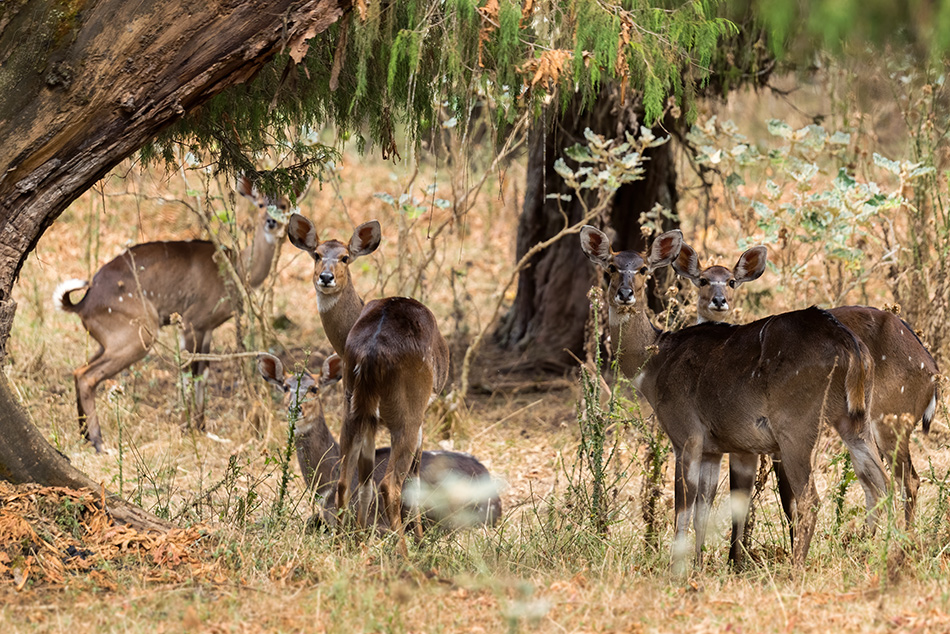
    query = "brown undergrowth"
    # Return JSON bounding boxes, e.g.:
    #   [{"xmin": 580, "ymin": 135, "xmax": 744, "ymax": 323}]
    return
[{"xmin": 0, "ymin": 482, "xmax": 220, "ymax": 591}]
